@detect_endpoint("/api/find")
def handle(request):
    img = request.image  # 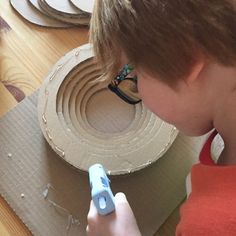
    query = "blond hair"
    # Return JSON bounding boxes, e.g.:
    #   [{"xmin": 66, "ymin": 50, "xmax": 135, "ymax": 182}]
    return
[{"xmin": 90, "ymin": 0, "xmax": 236, "ymax": 83}]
